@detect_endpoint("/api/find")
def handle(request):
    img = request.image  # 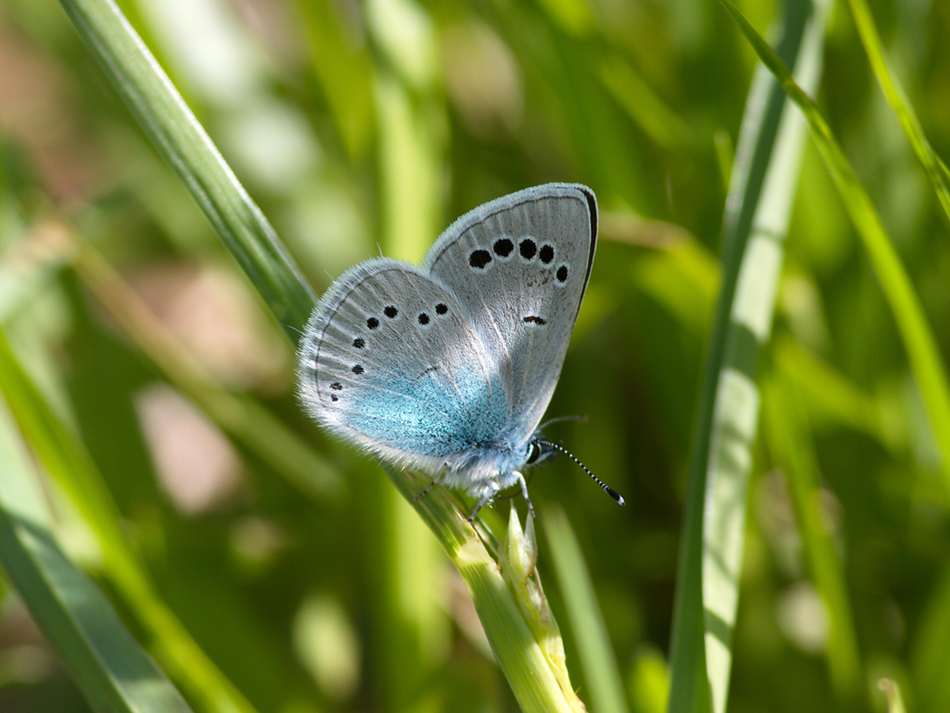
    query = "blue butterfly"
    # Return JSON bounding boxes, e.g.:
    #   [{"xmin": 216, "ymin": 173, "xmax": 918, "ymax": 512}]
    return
[{"xmin": 298, "ymin": 184, "xmax": 622, "ymax": 518}]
